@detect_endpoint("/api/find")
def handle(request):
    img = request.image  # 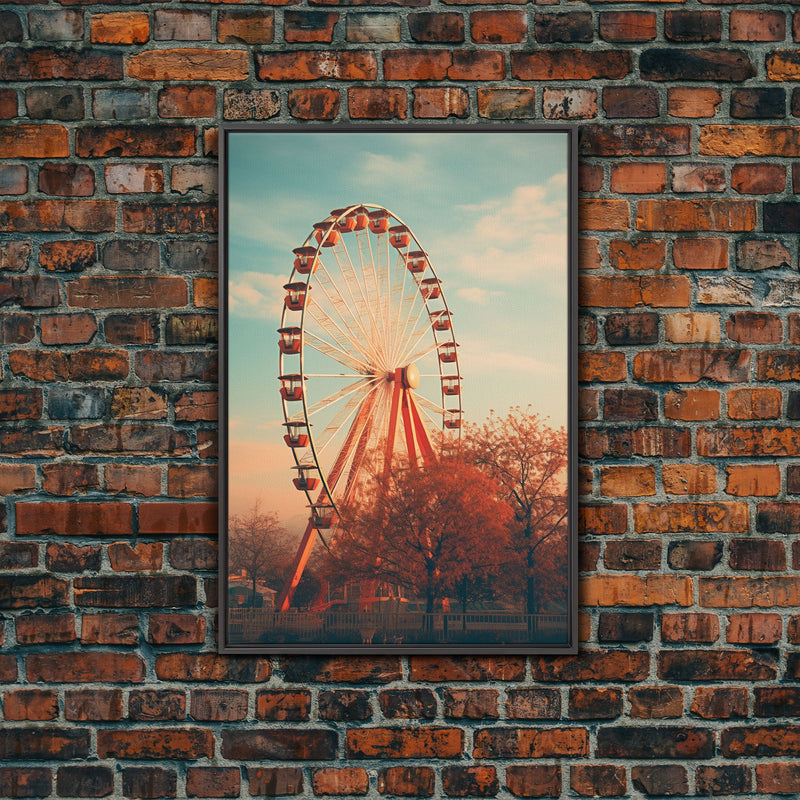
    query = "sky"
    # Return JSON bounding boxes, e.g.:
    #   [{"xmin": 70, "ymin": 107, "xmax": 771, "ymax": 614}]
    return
[{"xmin": 226, "ymin": 130, "xmax": 570, "ymax": 527}]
